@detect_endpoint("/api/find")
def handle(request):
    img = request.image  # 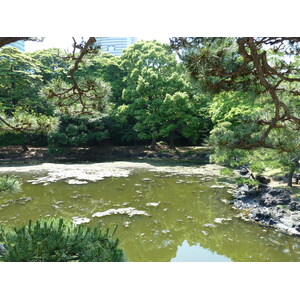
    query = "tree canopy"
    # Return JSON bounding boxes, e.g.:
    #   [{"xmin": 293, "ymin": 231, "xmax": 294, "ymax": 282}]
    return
[
  {"xmin": 170, "ymin": 37, "xmax": 300, "ymax": 185},
  {"xmin": 1, "ymin": 36, "xmax": 299, "ymax": 185}
]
